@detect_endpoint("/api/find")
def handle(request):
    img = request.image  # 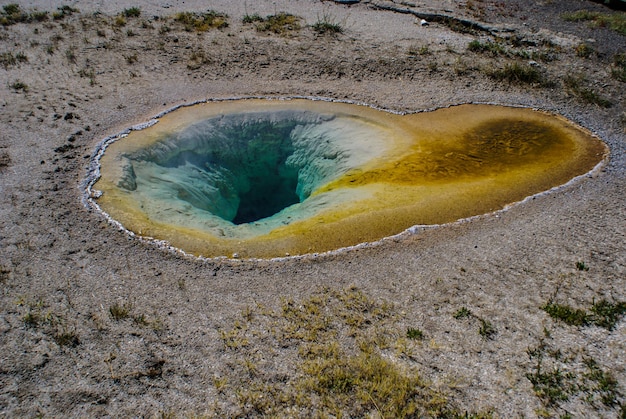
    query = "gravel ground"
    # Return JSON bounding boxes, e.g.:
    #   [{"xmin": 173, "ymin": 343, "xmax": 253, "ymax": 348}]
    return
[{"xmin": 0, "ymin": 0, "xmax": 625, "ymax": 417}]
